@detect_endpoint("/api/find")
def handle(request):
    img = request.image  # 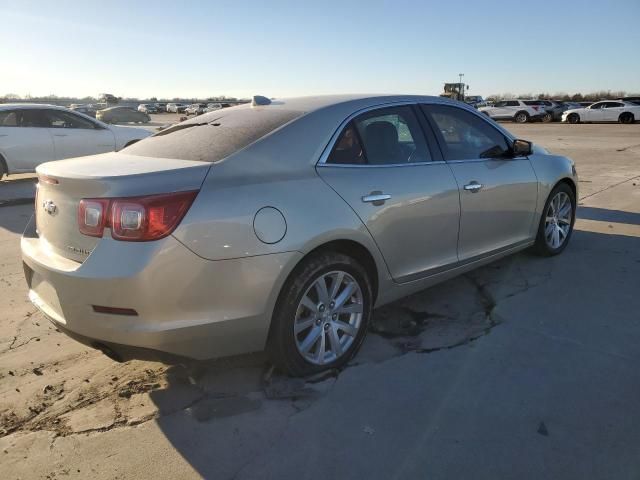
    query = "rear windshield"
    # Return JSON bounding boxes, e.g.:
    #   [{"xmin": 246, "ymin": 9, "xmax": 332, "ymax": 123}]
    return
[{"xmin": 125, "ymin": 106, "xmax": 303, "ymax": 162}]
